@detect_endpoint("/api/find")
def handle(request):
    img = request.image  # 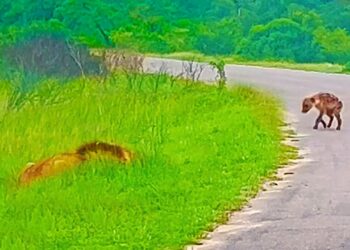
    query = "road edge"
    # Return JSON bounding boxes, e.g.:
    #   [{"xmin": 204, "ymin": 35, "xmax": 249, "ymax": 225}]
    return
[{"xmin": 185, "ymin": 111, "xmax": 310, "ymax": 250}]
